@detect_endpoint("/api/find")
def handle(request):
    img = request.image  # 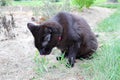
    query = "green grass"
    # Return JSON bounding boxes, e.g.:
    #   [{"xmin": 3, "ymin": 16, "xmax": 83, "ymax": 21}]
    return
[
  {"xmin": 94, "ymin": 0, "xmax": 106, "ymax": 4},
  {"xmin": 12, "ymin": 1, "xmax": 63, "ymax": 7},
  {"xmin": 34, "ymin": 51, "xmax": 70, "ymax": 77},
  {"xmin": 97, "ymin": 7, "xmax": 120, "ymax": 32},
  {"xmin": 97, "ymin": 3, "xmax": 120, "ymax": 8},
  {"xmin": 12, "ymin": 1, "xmax": 43, "ymax": 6},
  {"xmin": 94, "ymin": 0, "xmax": 120, "ymax": 7},
  {"xmin": 87, "ymin": 39, "xmax": 120, "ymax": 80},
  {"xmin": 34, "ymin": 51, "xmax": 49, "ymax": 75},
  {"xmin": 81, "ymin": 6, "xmax": 120, "ymax": 80},
  {"xmin": 95, "ymin": 0, "xmax": 120, "ymax": 4}
]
